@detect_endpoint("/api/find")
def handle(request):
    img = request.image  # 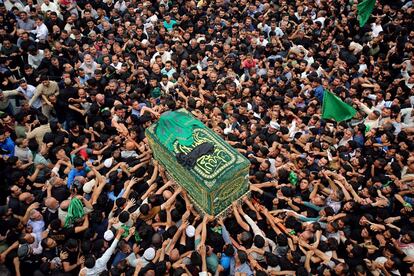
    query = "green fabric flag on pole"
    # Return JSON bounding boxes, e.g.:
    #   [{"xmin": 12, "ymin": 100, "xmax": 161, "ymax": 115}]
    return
[
  {"xmin": 322, "ymin": 90, "xmax": 357, "ymax": 122},
  {"xmin": 357, "ymin": 0, "xmax": 376, "ymax": 27}
]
